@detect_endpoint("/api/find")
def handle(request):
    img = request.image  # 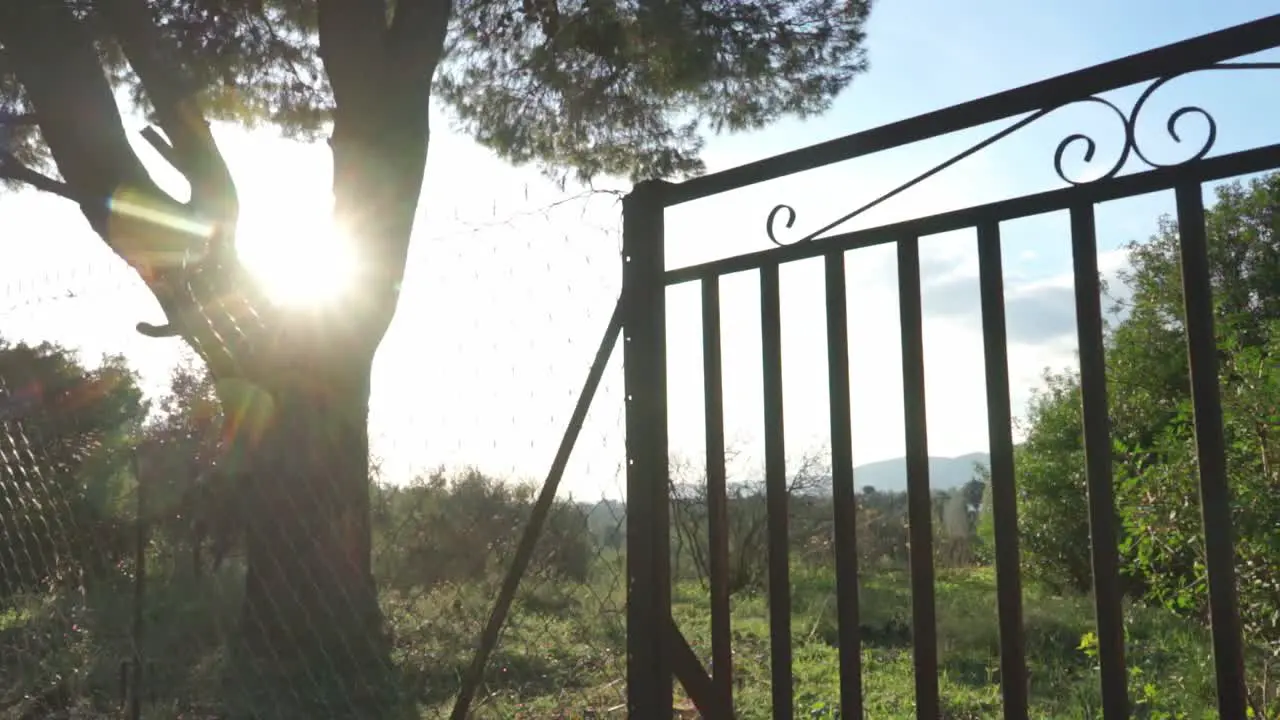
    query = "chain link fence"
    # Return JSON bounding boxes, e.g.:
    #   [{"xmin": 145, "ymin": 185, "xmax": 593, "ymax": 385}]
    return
[{"xmin": 0, "ymin": 188, "xmax": 631, "ymax": 719}]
